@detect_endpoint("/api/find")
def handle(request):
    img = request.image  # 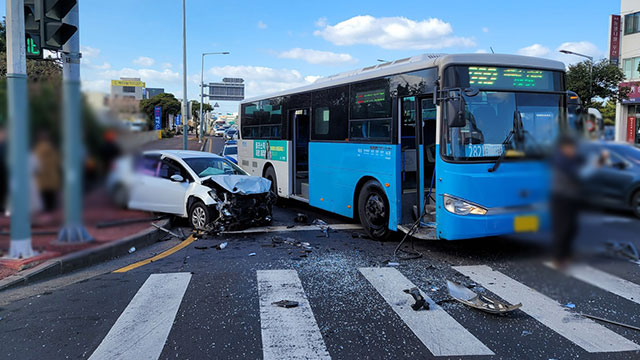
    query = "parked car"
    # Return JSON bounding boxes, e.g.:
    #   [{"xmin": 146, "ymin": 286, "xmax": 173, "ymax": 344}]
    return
[
  {"xmin": 214, "ymin": 128, "xmax": 225, "ymax": 137},
  {"xmin": 581, "ymin": 141, "xmax": 640, "ymax": 218},
  {"xmin": 107, "ymin": 150, "xmax": 274, "ymax": 230},
  {"xmin": 224, "ymin": 128, "xmax": 238, "ymax": 141},
  {"xmin": 221, "ymin": 143, "xmax": 238, "ymax": 164}
]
